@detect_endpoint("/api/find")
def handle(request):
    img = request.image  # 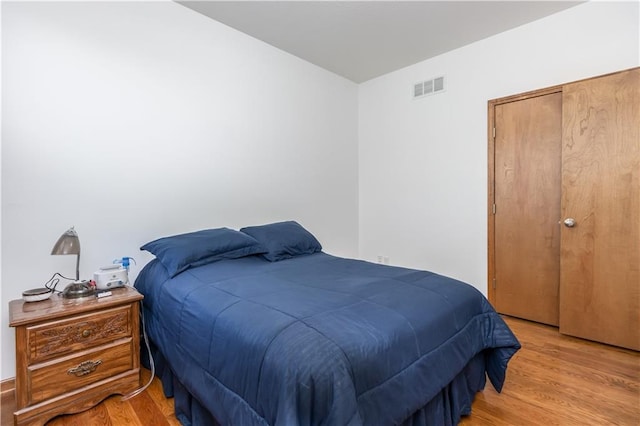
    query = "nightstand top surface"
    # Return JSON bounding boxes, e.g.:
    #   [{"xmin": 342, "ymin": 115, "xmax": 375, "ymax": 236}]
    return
[{"xmin": 9, "ymin": 286, "xmax": 143, "ymax": 327}]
